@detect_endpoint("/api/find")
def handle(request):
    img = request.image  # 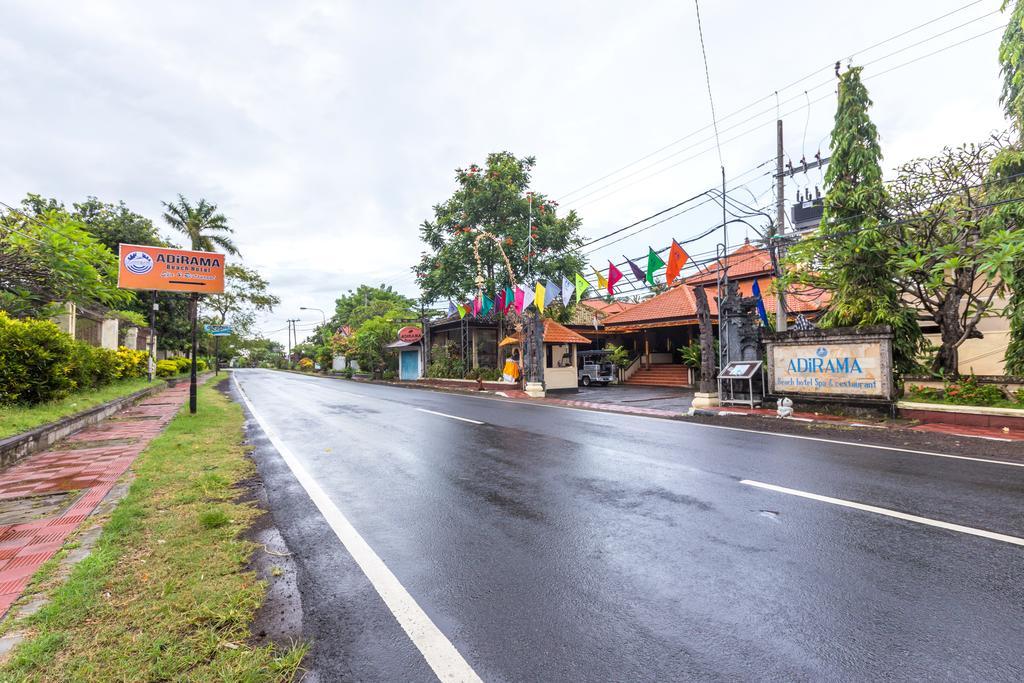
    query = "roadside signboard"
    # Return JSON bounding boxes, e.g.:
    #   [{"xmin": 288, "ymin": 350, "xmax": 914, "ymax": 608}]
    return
[
  {"xmin": 765, "ymin": 327, "xmax": 894, "ymax": 402},
  {"xmin": 117, "ymin": 244, "xmax": 225, "ymax": 294},
  {"xmin": 398, "ymin": 326, "xmax": 423, "ymax": 343},
  {"xmin": 204, "ymin": 324, "xmax": 233, "ymax": 336}
]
